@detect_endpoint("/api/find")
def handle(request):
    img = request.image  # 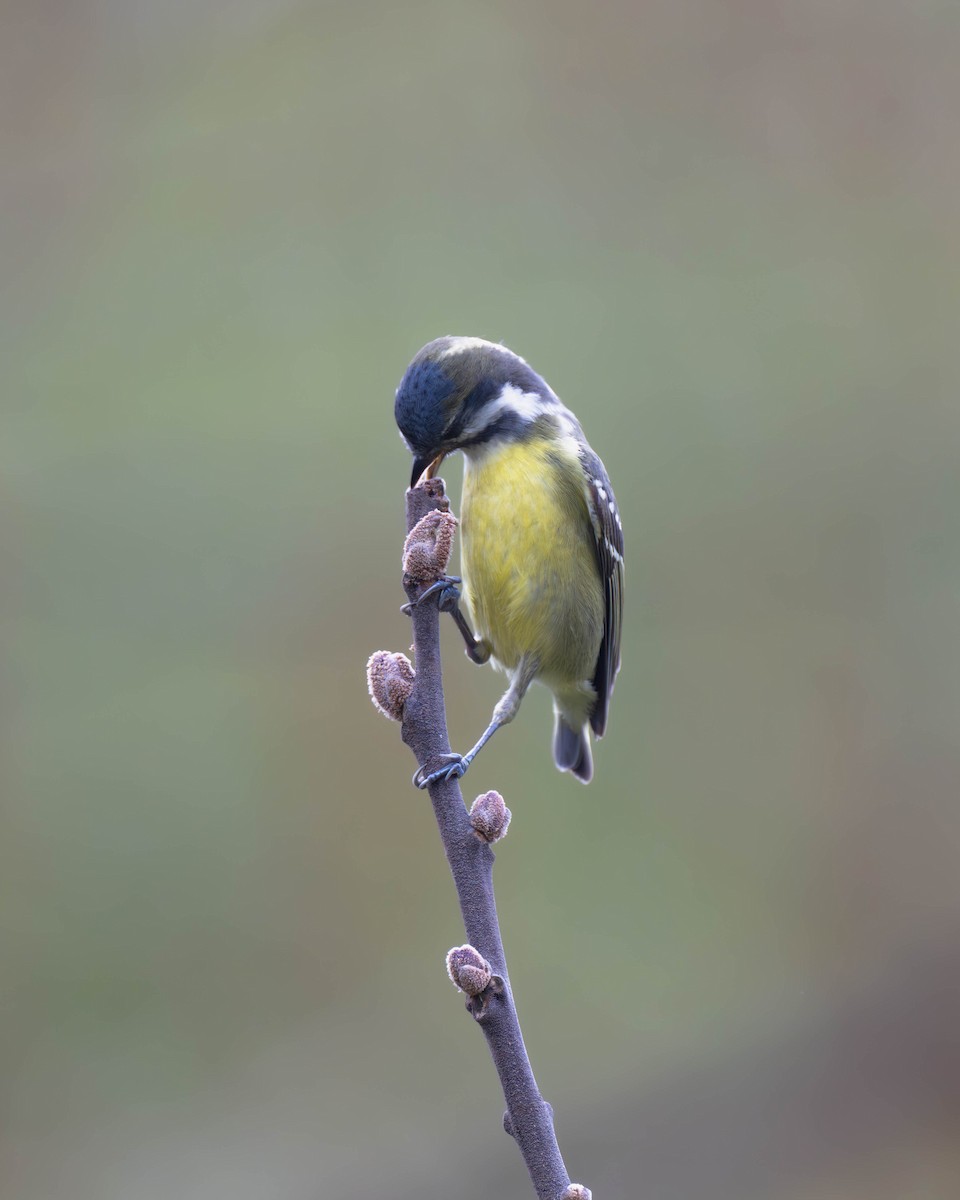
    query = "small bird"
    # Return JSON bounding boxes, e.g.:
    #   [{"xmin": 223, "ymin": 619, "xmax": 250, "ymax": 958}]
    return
[{"xmin": 395, "ymin": 336, "xmax": 623, "ymax": 787}]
